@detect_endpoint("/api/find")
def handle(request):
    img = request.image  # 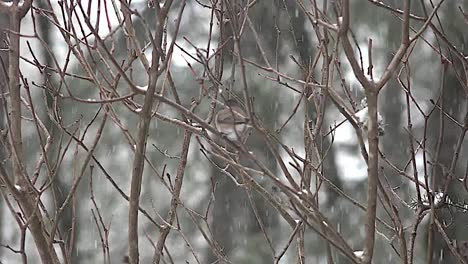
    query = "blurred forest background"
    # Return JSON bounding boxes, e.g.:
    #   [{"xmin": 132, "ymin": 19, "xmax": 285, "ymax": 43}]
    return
[{"xmin": 0, "ymin": 0, "xmax": 467, "ymax": 263}]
